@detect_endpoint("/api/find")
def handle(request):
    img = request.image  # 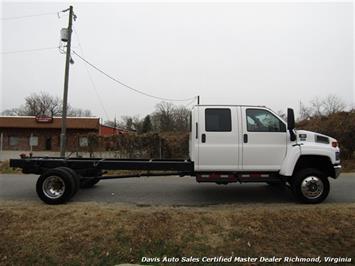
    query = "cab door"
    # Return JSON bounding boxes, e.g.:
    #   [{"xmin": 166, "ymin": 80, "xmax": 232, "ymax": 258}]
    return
[
  {"xmin": 197, "ymin": 106, "xmax": 240, "ymax": 171},
  {"xmin": 241, "ymin": 107, "xmax": 287, "ymax": 171}
]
